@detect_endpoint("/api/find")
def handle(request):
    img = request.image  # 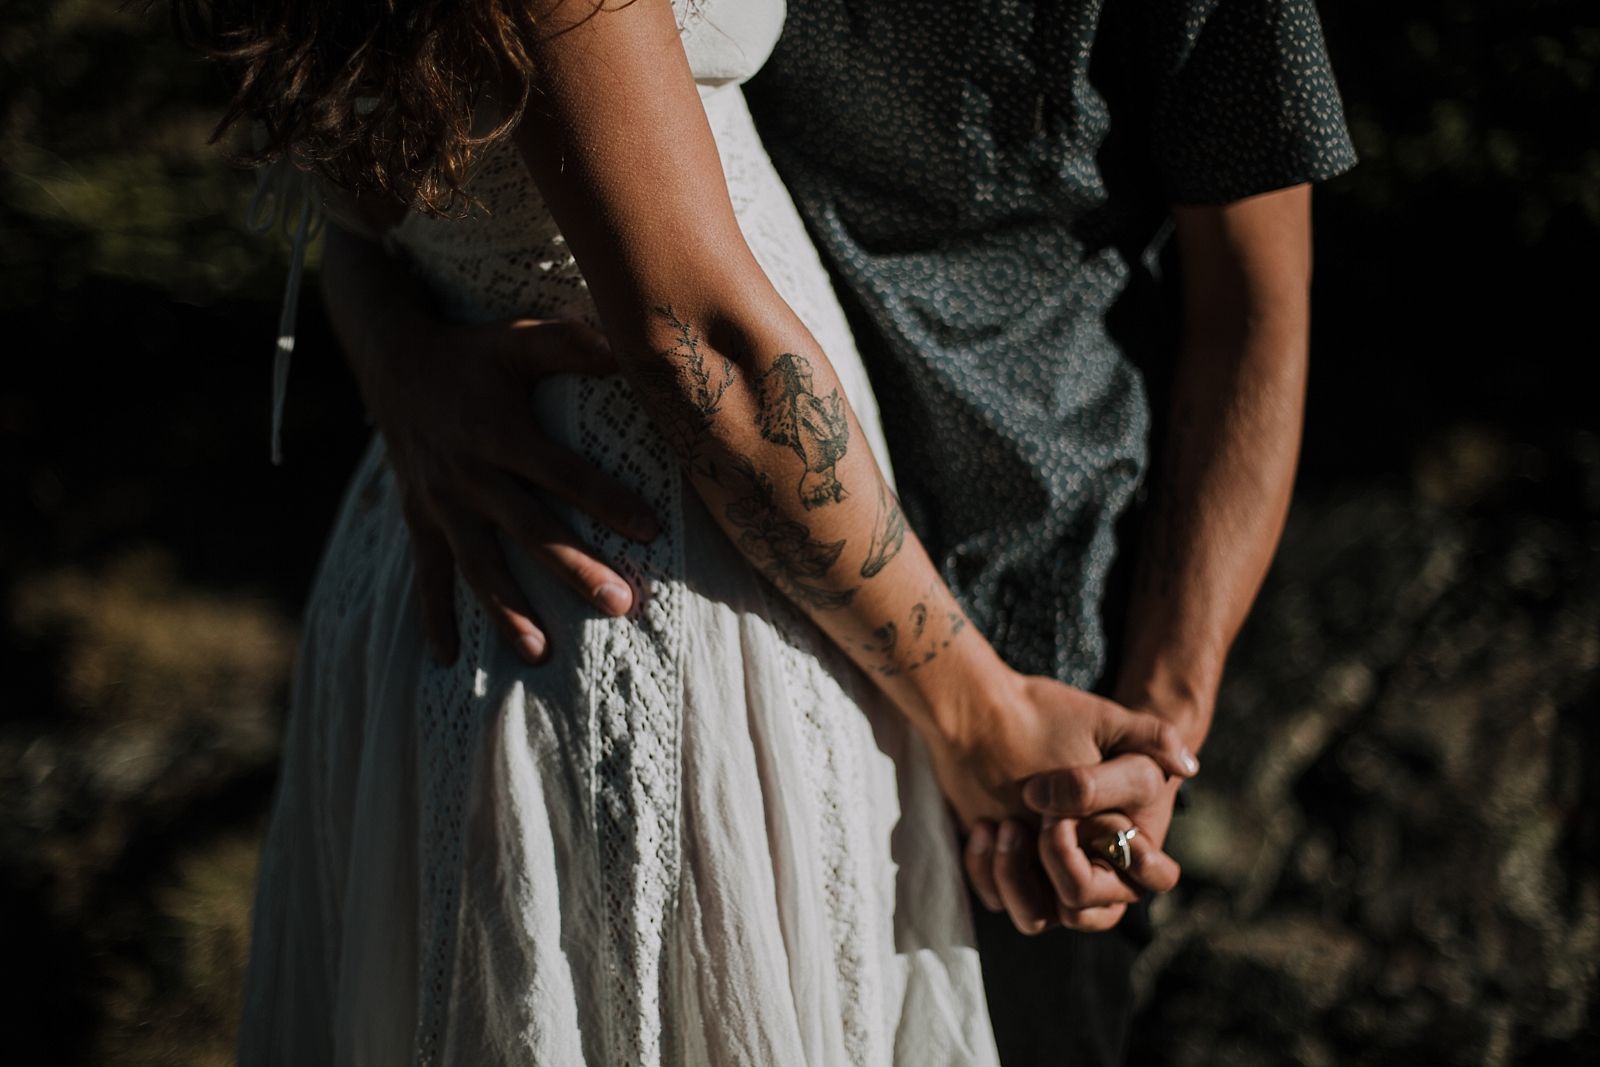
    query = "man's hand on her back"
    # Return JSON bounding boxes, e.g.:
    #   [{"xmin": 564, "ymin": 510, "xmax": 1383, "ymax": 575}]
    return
[
  {"xmin": 361, "ymin": 312, "xmax": 661, "ymax": 666},
  {"xmin": 322, "ymin": 224, "xmax": 662, "ymax": 666}
]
